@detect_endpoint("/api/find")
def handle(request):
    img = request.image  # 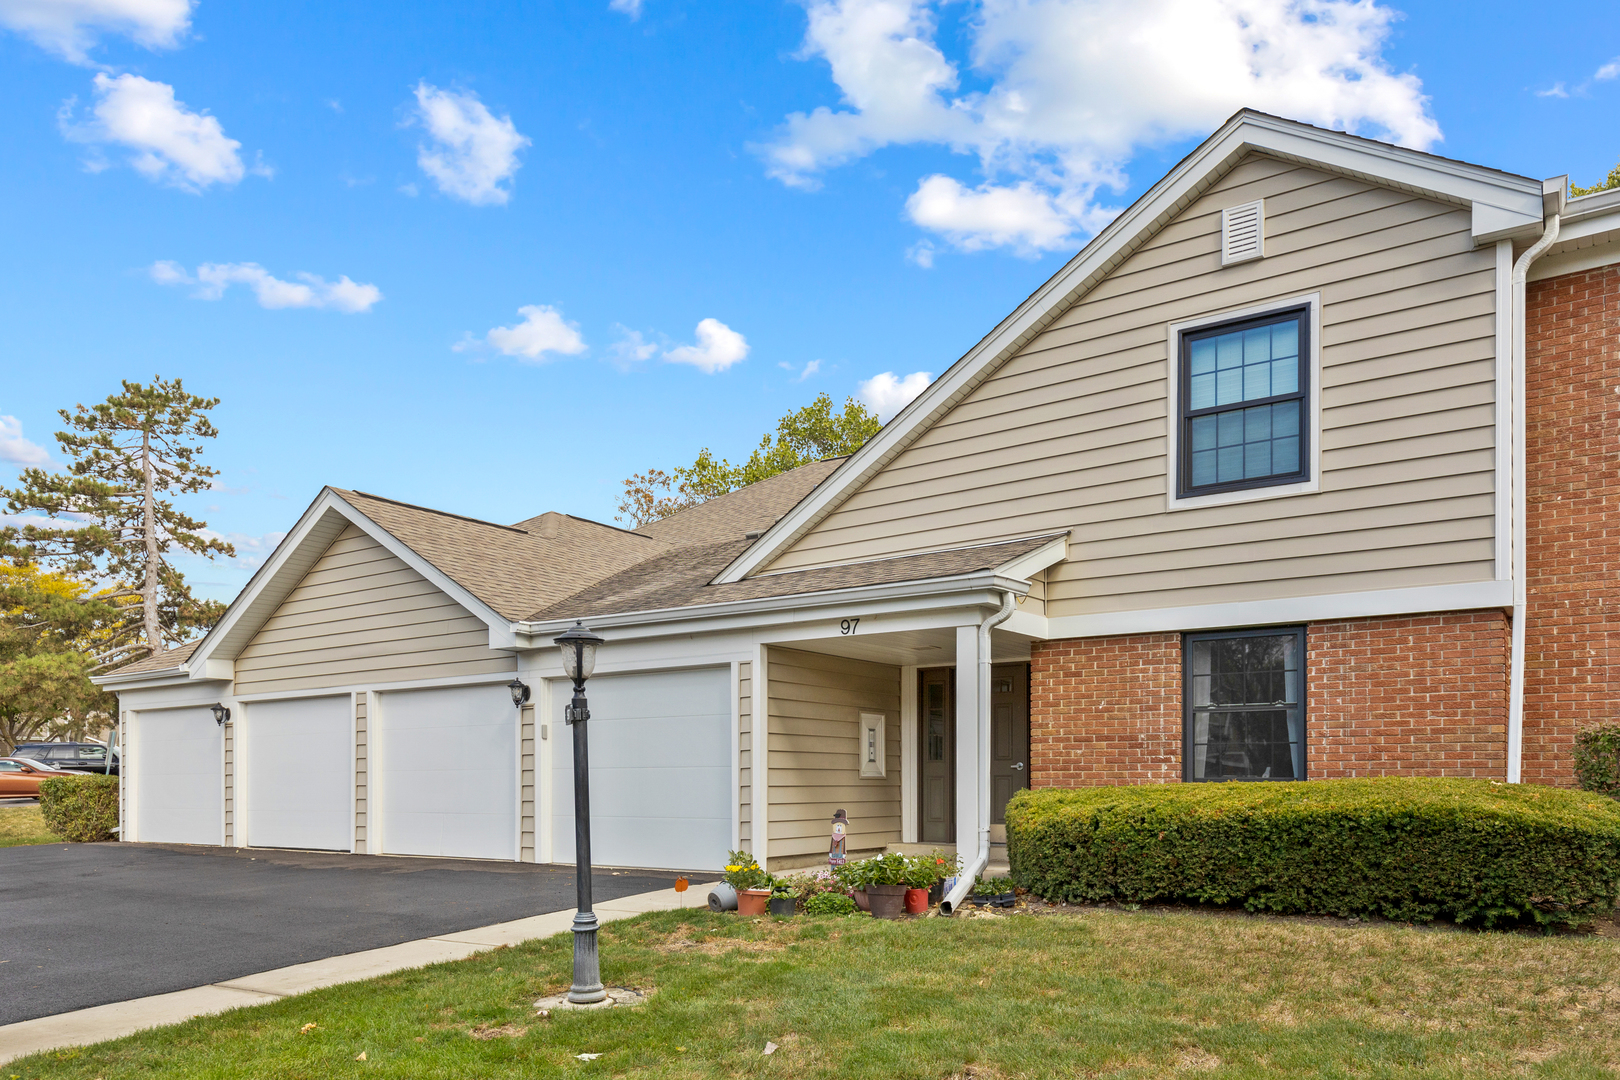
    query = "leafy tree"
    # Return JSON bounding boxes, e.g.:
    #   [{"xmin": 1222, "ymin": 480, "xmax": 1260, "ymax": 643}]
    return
[
  {"xmin": 616, "ymin": 393, "xmax": 881, "ymax": 527},
  {"xmin": 0, "ymin": 564, "xmax": 117, "ymax": 755},
  {"xmin": 1571, "ymin": 161, "xmax": 1620, "ymax": 197},
  {"xmin": 0, "ymin": 378, "xmax": 233, "ymax": 667}
]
